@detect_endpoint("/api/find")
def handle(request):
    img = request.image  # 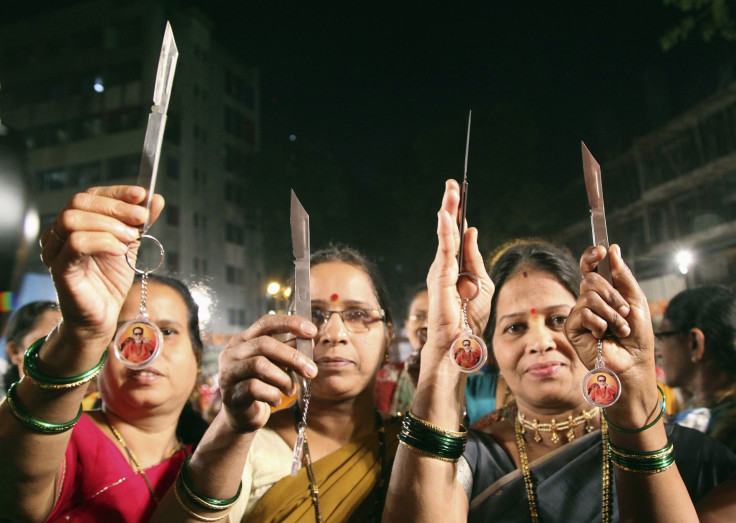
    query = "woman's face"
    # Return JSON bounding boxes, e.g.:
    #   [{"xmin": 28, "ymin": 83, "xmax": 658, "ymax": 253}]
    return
[
  {"xmin": 99, "ymin": 281, "xmax": 198, "ymax": 417},
  {"xmin": 492, "ymin": 270, "xmax": 586, "ymax": 413},
  {"xmin": 655, "ymin": 317, "xmax": 692, "ymax": 389},
  {"xmin": 310, "ymin": 261, "xmax": 391, "ymax": 401},
  {"xmin": 405, "ymin": 290, "xmax": 428, "ymax": 351},
  {"xmin": 9, "ymin": 309, "xmax": 62, "ymax": 374}
]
